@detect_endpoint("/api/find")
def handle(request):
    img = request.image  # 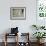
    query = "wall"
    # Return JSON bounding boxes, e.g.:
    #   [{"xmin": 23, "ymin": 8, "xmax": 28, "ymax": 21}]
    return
[{"xmin": 0, "ymin": 0, "xmax": 36, "ymax": 42}]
